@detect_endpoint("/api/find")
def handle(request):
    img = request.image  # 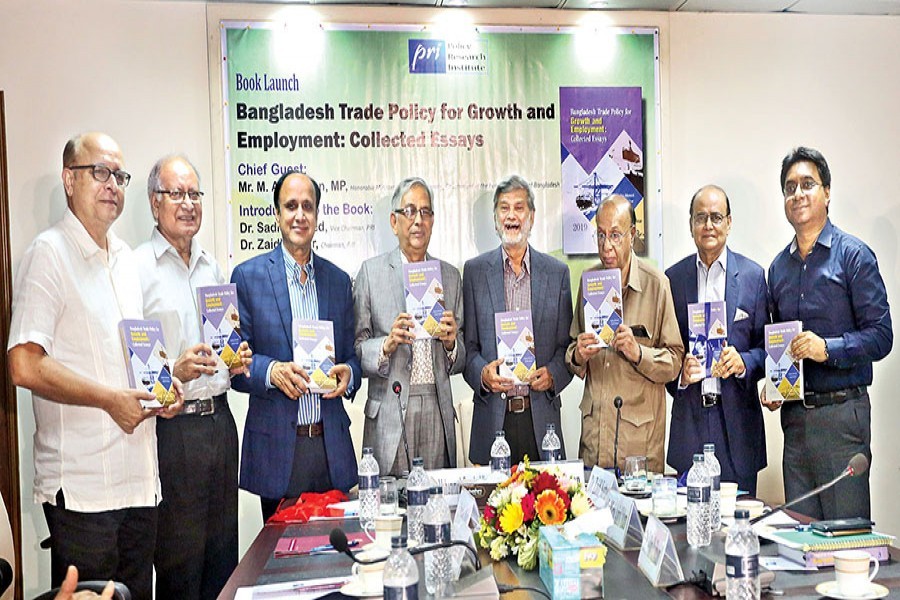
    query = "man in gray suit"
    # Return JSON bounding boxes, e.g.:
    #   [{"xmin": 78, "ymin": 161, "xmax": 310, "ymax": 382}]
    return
[
  {"xmin": 463, "ymin": 175, "xmax": 574, "ymax": 466},
  {"xmin": 354, "ymin": 177, "xmax": 465, "ymax": 475}
]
